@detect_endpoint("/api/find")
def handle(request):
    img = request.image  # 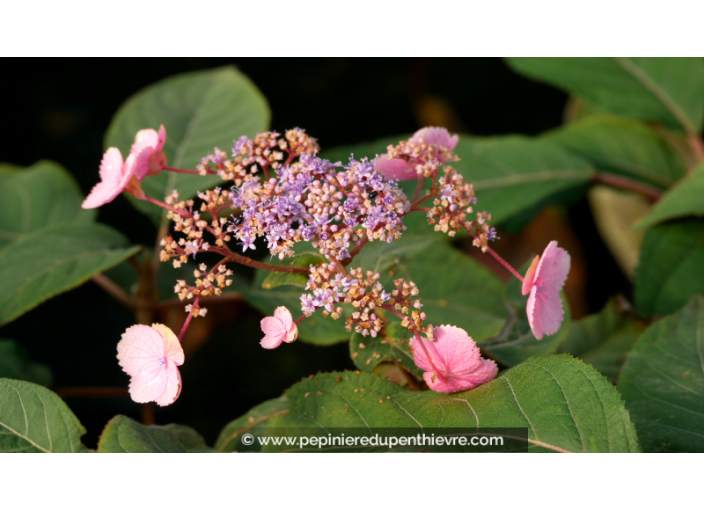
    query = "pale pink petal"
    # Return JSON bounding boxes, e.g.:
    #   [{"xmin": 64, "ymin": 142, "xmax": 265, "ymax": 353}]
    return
[
  {"xmin": 375, "ymin": 156, "xmax": 417, "ymax": 181},
  {"xmin": 430, "ymin": 325, "xmax": 482, "ymax": 375},
  {"xmin": 127, "ymin": 360, "xmax": 169, "ymax": 404},
  {"xmin": 410, "ymin": 127, "xmax": 459, "ymax": 151},
  {"xmin": 529, "ymin": 285, "xmax": 565, "ymax": 339},
  {"xmin": 522, "ymin": 255, "xmax": 540, "ymax": 296},
  {"xmin": 534, "ymin": 241, "xmax": 571, "ymax": 293},
  {"xmin": 273, "ymin": 307, "xmax": 293, "ymax": 331},
  {"xmin": 154, "ymin": 363, "xmax": 182, "ymax": 407},
  {"xmin": 152, "ymin": 323, "xmax": 184, "ymax": 366},
  {"xmin": 82, "ymin": 148, "xmax": 129, "ymax": 209},
  {"xmin": 130, "ymin": 128, "xmax": 161, "ymax": 180},
  {"xmin": 117, "ymin": 324, "xmax": 165, "ymax": 376},
  {"xmin": 261, "ymin": 334, "xmax": 284, "ymax": 349},
  {"xmin": 261, "ymin": 316, "xmax": 286, "ymax": 338}
]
